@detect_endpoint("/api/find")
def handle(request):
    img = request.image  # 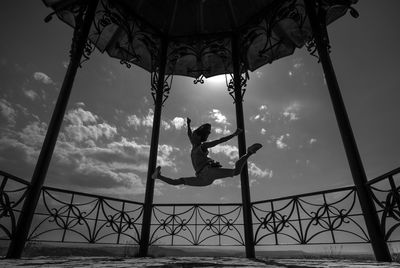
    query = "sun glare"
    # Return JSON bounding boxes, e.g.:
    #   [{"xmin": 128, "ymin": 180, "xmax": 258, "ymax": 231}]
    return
[{"xmin": 205, "ymin": 75, "xmax": 227, "ymax": 89}]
